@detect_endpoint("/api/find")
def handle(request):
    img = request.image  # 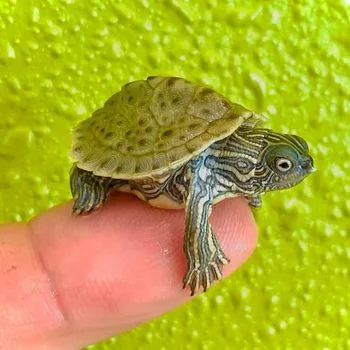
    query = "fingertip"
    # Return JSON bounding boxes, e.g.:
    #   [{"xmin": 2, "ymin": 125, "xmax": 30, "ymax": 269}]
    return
[
  {"xmin": 27, "ymin": 193, "xmax": 257, "ymax": 343},
  {"xmin": 210, "ymin": 197, "xmax": 258, "ymax": 275}
]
